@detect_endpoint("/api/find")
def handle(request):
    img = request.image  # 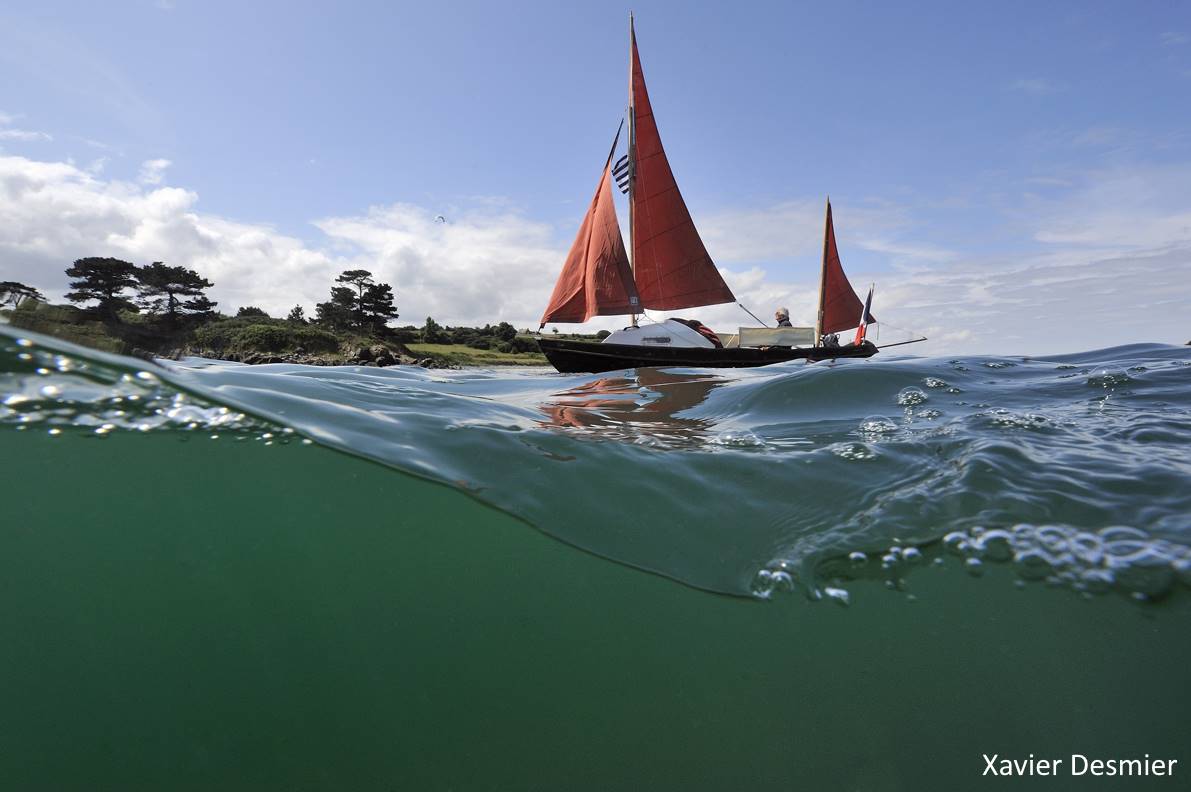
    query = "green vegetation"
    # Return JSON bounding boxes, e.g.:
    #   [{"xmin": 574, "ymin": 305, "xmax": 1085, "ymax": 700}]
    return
[
  {"xmin": 4, "ymin": 259, "xmax": 570, "ymax": 367},
  {"xmin": 192, "ymin": 317, "xmax": 342, "ymax": 355},
  {"xmin": 406, "ymin": 342, "xmax": 546, "ymax": 367}
]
